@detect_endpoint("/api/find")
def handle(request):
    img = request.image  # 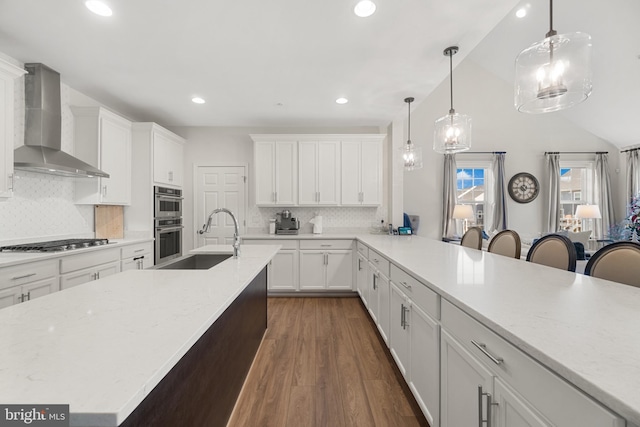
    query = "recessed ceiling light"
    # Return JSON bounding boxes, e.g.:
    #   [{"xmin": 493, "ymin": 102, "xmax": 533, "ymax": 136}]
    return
[
  {"xmin": 515, "ymin": 7, "xmax": 527, "ymax": 18},
  {"xmin": 336, "ymin": 98, "xmax": 349, "ymax": 104},
  {"xmin": 354, "ymin": 0, "xmax": 376, "ymax": 17},
  {"xmin": 192, "ymin": 97, "xmax": 206, "ymax": 104},
  {"xmin": 85, "ymin": 0, "xmax": 112, "ymax": 17}
]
